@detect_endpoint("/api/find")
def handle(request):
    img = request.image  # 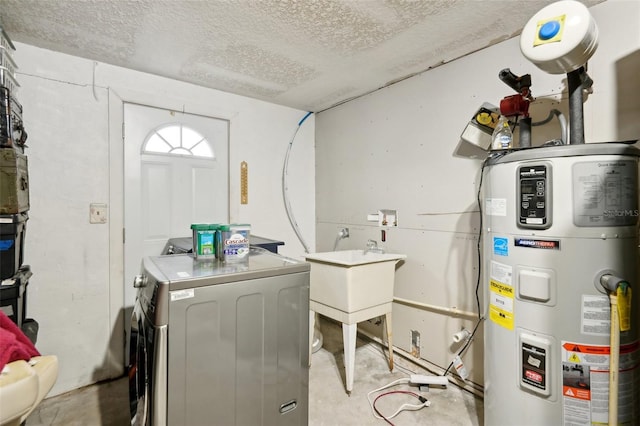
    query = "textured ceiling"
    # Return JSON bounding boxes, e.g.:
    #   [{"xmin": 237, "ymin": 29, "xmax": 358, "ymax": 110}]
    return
[{"xmin": 0, "ymin": 0, "xmax": 600, "ymax": 112}]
